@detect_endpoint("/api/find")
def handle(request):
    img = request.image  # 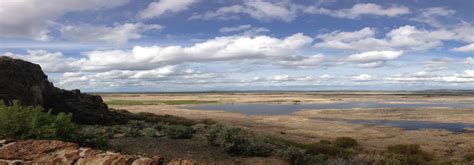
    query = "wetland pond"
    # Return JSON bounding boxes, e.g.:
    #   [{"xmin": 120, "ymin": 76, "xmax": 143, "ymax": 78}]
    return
[
  {"xmin": 187, "ymin": 101, "xmax": 473, "ymax": 115},
  {"xmin": 186, "ymin": 101, "xmax": 474, "ymax": 132}
]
